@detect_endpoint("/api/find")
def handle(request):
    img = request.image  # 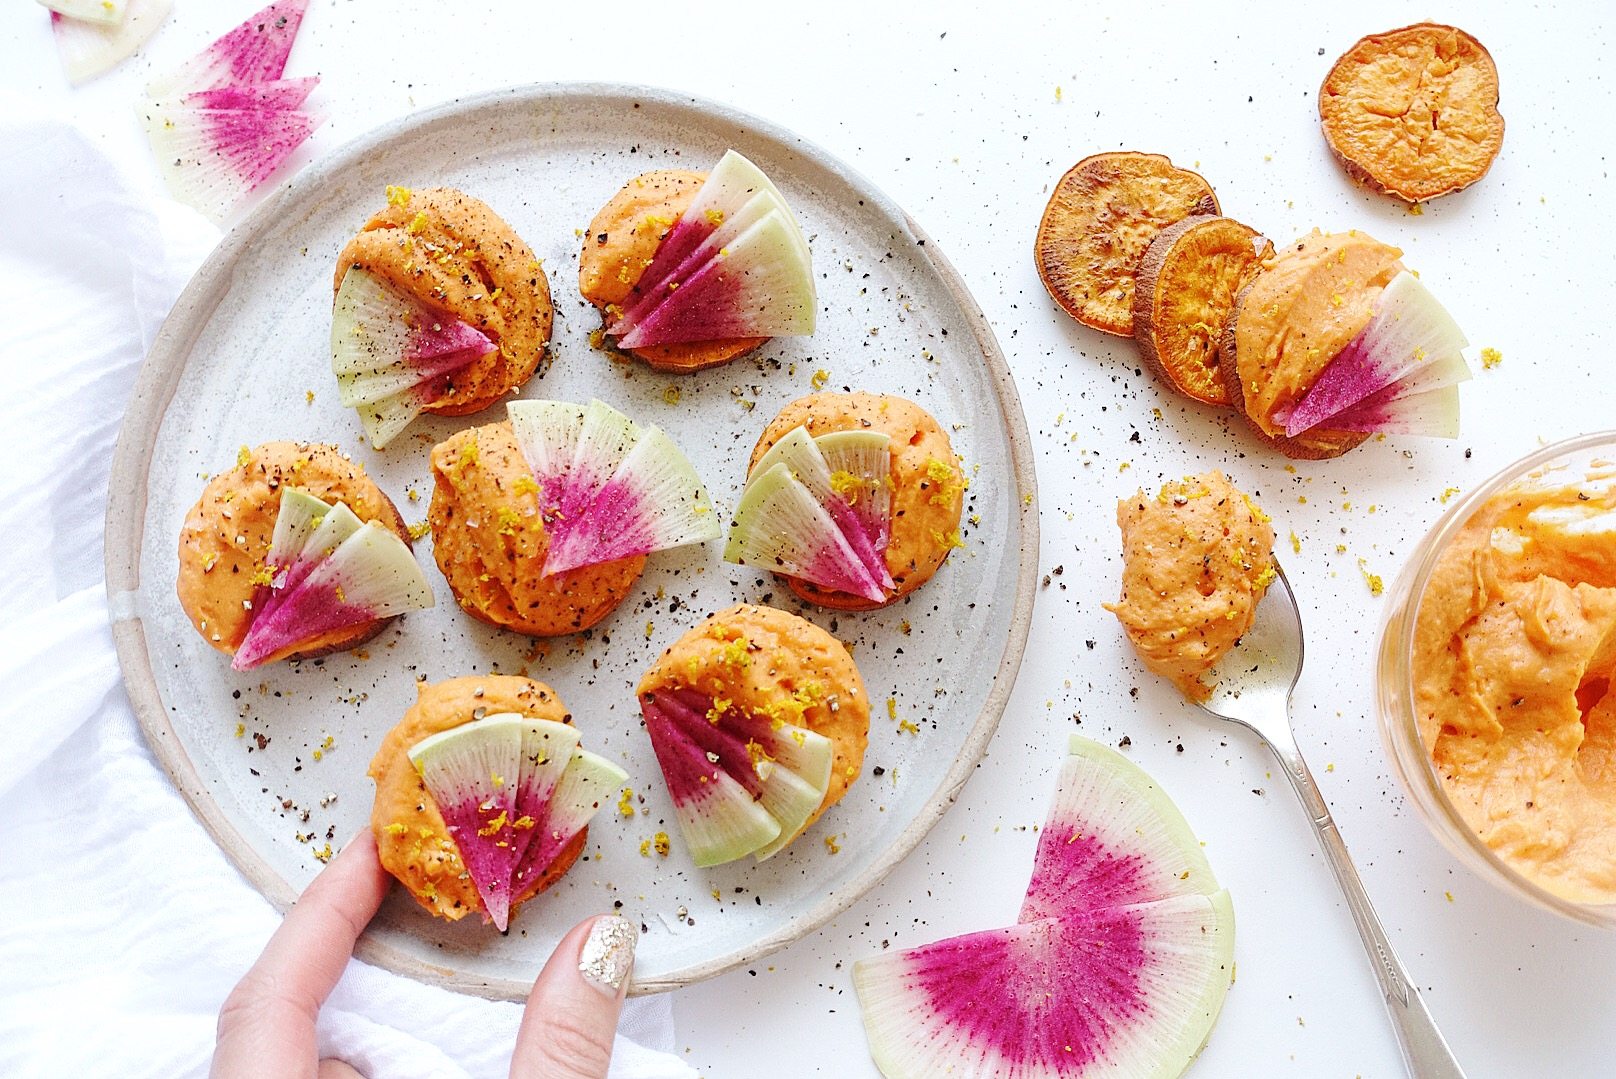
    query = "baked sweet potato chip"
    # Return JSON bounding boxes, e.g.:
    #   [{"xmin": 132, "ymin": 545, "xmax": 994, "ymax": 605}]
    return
[
  {"xmin": 1133, "ymin": 216, "xmax": 1273, "ymax": 407},
  {"xmin": 1221, "ymin": 229, "xmax": 1403, "ymax": 459},
  {"xmin": 1035, "ymin": 152, "xmax": 1218, "ymax": 336},
  {"xmin": 1320, "ymin": 23, "xmax": 1504, "ymax": 202}
]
